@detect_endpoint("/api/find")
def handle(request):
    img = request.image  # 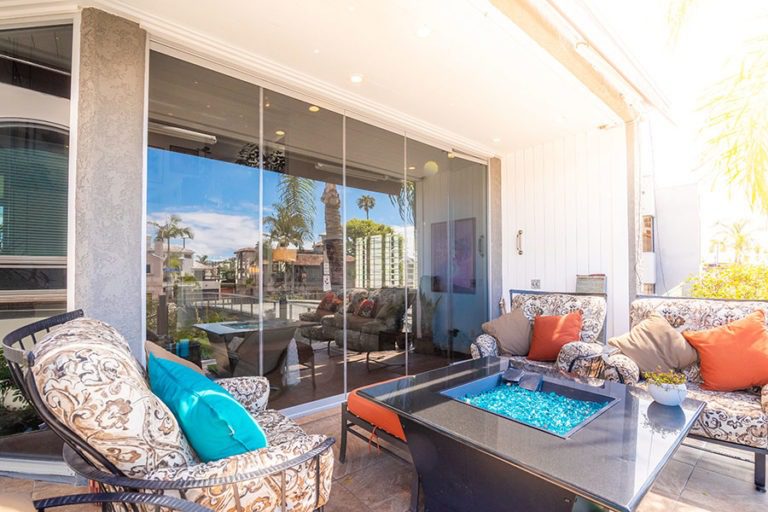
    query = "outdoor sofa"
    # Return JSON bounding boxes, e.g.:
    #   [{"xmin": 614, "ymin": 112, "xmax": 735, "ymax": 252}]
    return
[
  {"xmin": 470, "ymin": 290, "xmax": 639, "ymax": 383},
  {"xmin": 623, "ymin": 296, "xmax": 767, "ymax": 492},
  {"xmin": 471, "ymin": 291, "xmax": 767, "ymax": 492},
  {"xmin": 2, "ymin": 310, "xmax": 335, "ymax": 512}
]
